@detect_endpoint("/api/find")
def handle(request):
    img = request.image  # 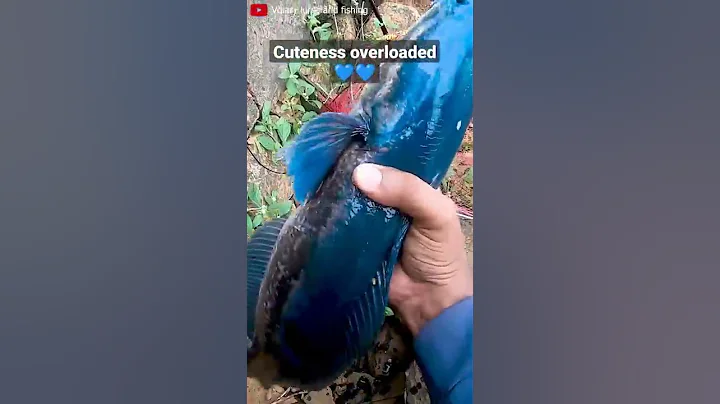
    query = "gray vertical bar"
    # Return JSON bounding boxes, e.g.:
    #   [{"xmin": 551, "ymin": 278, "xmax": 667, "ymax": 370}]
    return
[{"xmin": 0, "ymin": 1, "xmax": 248, "ymax": 403}]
